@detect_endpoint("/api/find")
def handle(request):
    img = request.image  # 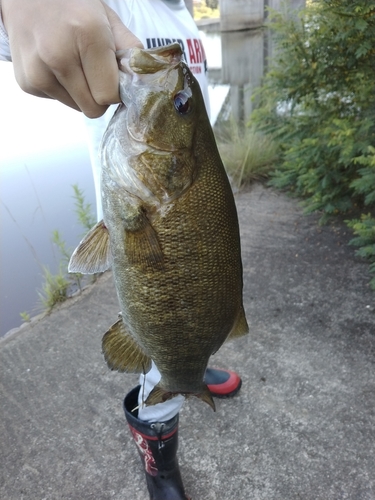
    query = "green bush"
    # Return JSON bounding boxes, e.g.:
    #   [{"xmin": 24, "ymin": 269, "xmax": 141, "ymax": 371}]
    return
[
  {"xmin": 250, "ymin": 0, "xmax": 375, "ymax": 283},
  {"xmin": 347, "ymin": 213, "xmax": 375, "ymax": 289},
  {"xmin": 252, "ymin": 1, "xmax": 375, "ymax": 212}
]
